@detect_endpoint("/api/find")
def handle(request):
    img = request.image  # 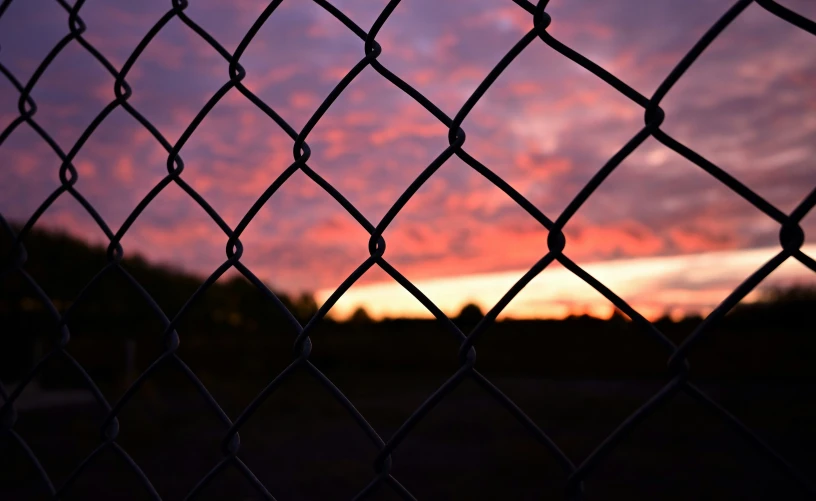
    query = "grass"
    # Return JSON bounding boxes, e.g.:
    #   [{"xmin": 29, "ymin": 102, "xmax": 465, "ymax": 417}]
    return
[{"xmin": 2, "ymin": 374, "xmax": 815, "ymax": 500}]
